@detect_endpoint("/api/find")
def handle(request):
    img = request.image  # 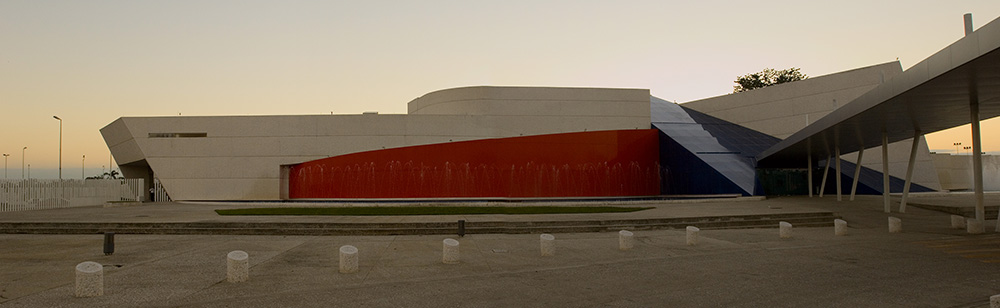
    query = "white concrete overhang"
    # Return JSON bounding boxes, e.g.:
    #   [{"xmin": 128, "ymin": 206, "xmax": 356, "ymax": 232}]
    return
[{"xmin": 758, "ymin": 16, "xmax": 1000, "ymax": 168}]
